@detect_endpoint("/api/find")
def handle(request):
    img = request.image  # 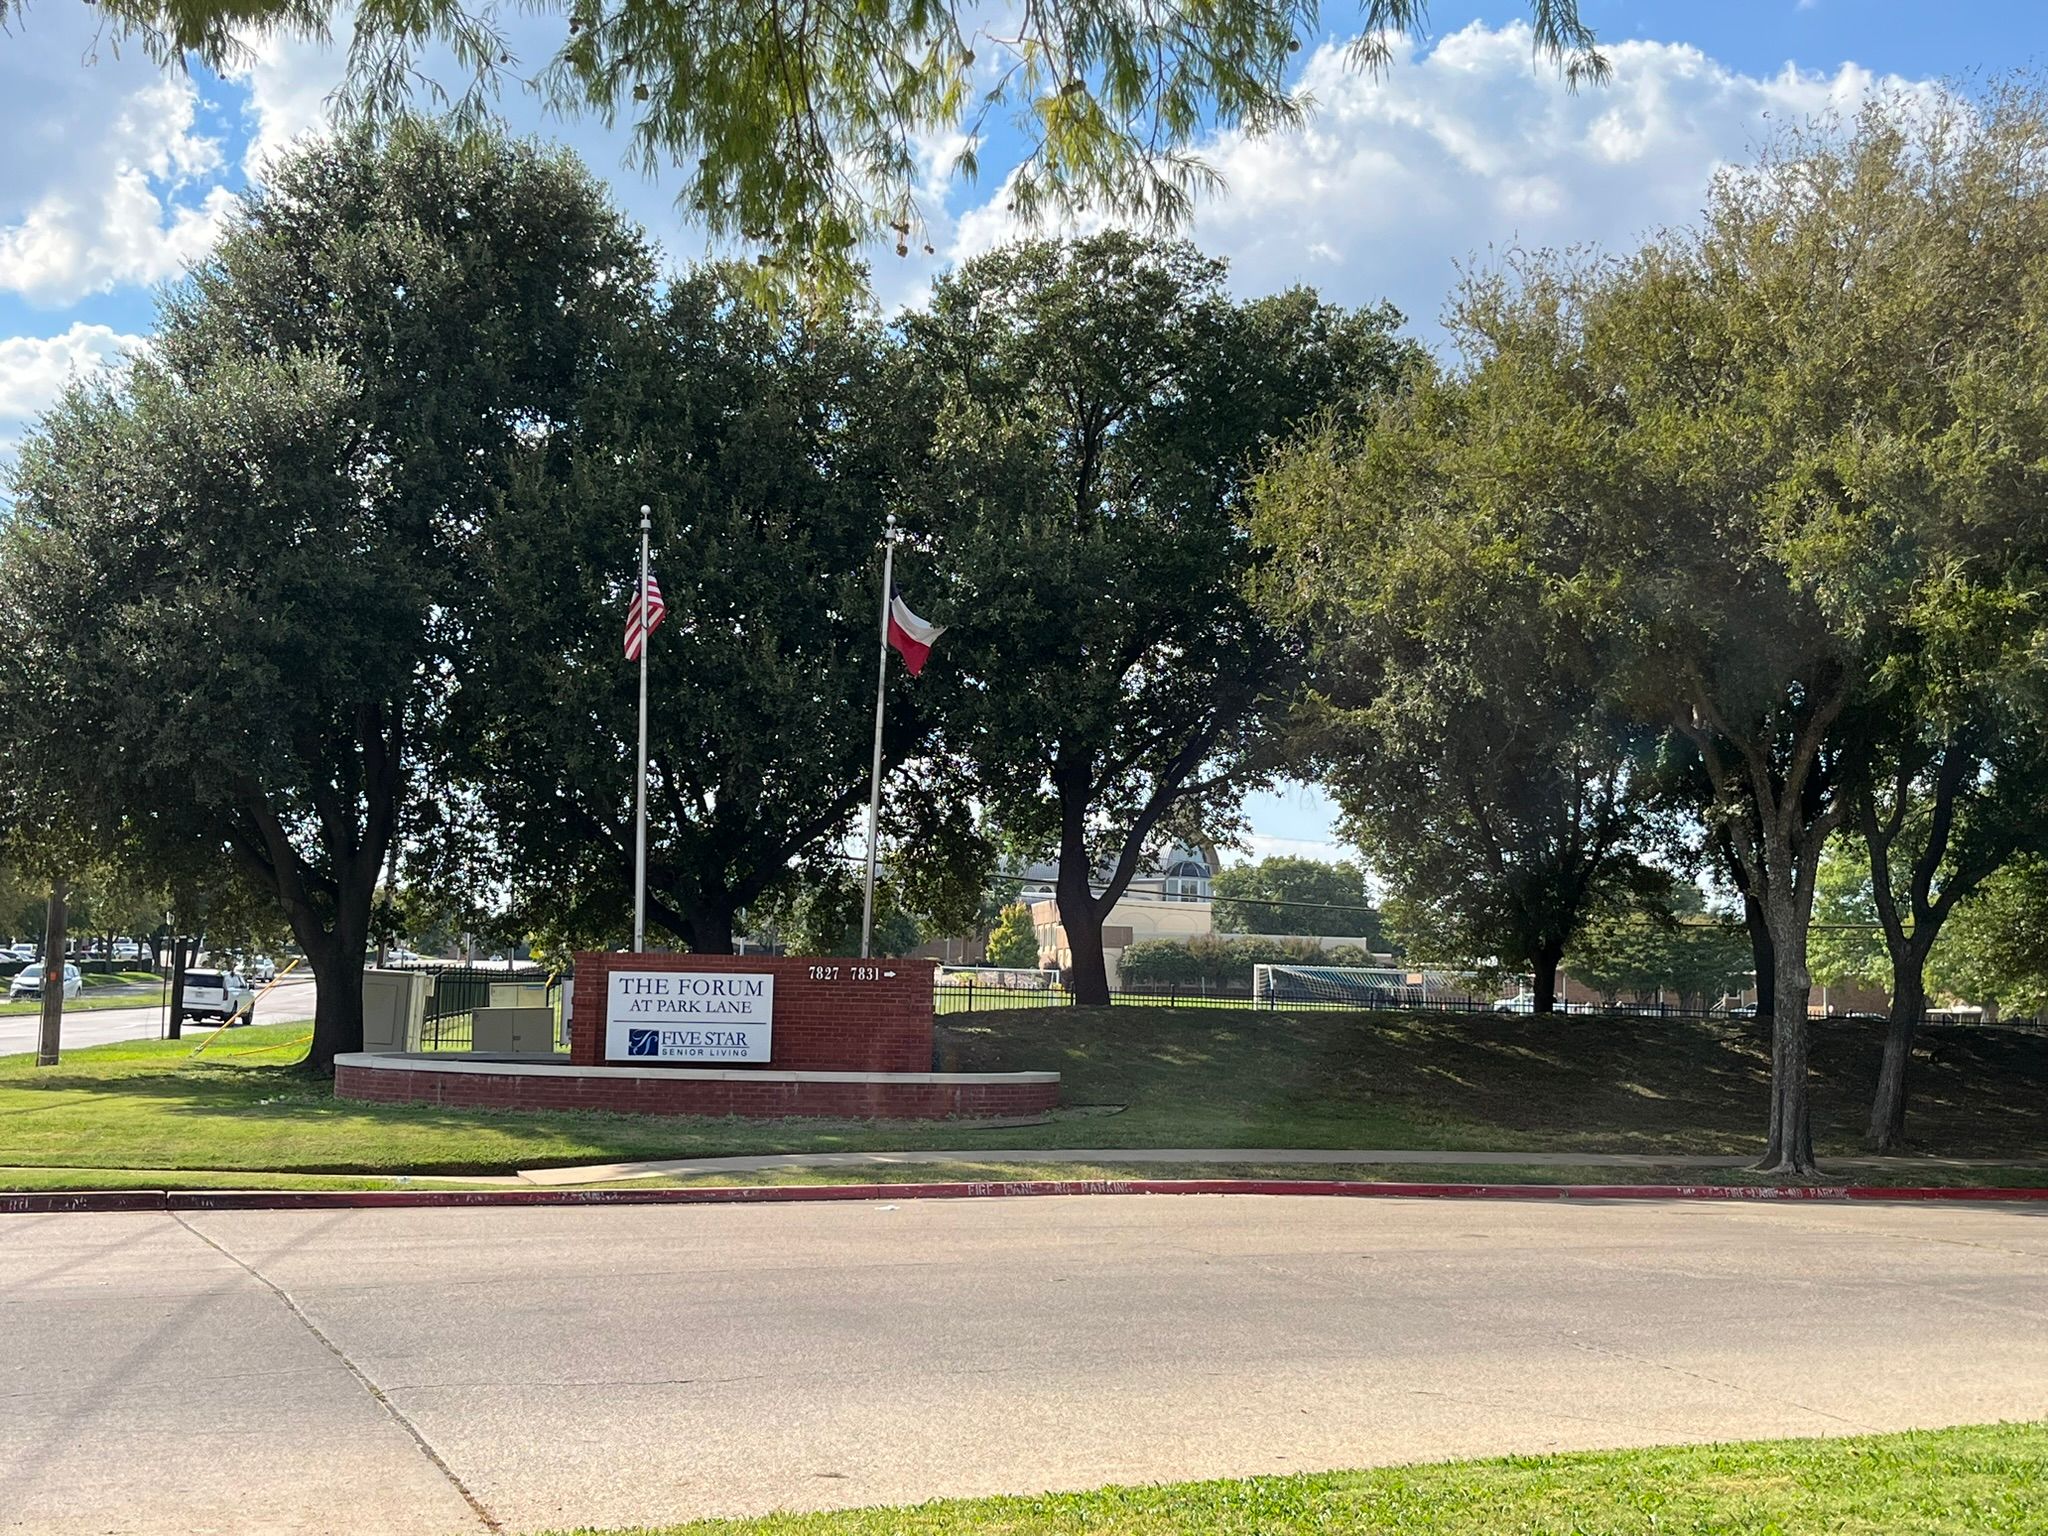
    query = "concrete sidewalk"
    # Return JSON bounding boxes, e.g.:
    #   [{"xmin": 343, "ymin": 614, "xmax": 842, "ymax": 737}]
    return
[{"xmin": 514, "ymin": 1145, "xmax": 2048, "ymax": 1185}]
